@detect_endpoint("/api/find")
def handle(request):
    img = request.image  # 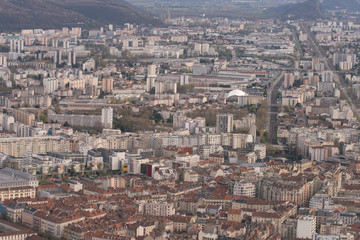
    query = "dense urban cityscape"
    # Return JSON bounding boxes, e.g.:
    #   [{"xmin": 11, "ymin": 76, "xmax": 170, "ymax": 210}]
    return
[{"xmin": 0, "ymin": 0, "xmax": 359, "ymax": 239}]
